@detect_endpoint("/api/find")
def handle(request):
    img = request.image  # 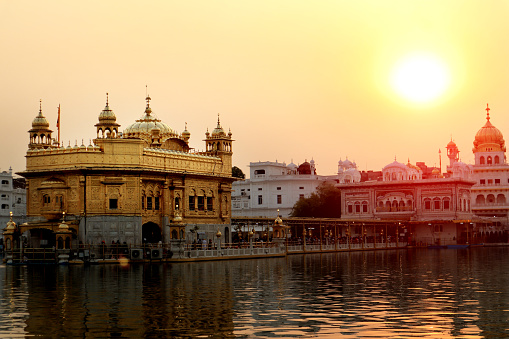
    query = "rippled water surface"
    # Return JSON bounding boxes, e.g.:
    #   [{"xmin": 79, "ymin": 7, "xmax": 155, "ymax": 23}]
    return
[{"xmin": 1, "ymin": 248, "xmax": 509, "ymax": 338}]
